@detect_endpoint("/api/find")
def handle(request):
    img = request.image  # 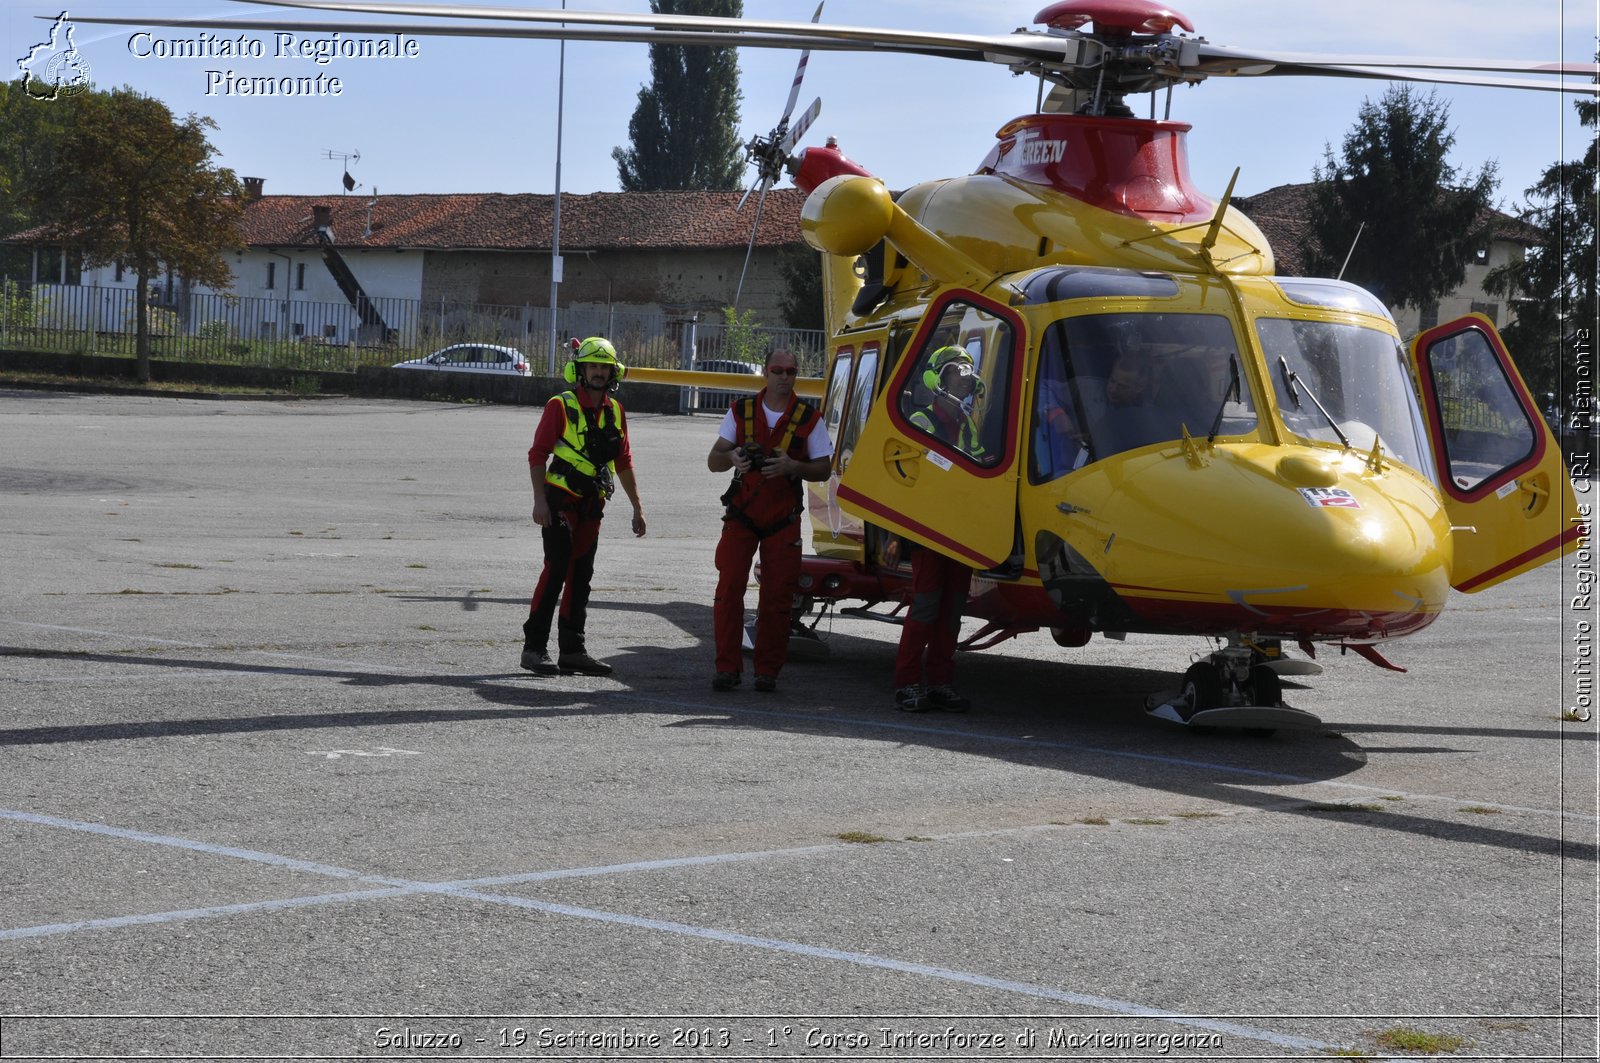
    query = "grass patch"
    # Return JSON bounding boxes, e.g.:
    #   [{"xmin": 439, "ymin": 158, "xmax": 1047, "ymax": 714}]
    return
[
  {"xmin": 1561, "ymin": 709, "xmax": 1588, "ymax": 722},
  {"xmin": 154, "ymin": 562, "xmax": 201, "ymax": 569},
  {"xmin": 1379, "ymin": 795, "xmax": 1405, "ymax": 802},
  {"xmin": 1301, "ymin": 802, "xmax": 1385, "ymax": 814},
  {"xmin": 417, "ymin": 625, "xmax": 436, "ymax": 631},
  {"xmin": 1125, "ymin": 818, "xmax": 1168, "ymax": 826},
  {"xmin": 835, "ymin": 831, "xmax": 890, "ymax": 844},
  {"xmin": 0, "ymin": 368, "xmax": 301, "ymax": 396},
  {"xmin": 1374, "ymin": 1027, "xmax": 1464, "ymax": 1054},
  {"xmin": 1076, "ymin": 817, "xmax": 1110, "ymax": 826},
  {"xmin": 1458, "ymin": 806, "xmax": 1501, "ymax": 815},
  {"xmin": 406, "ymin": 563, "xmax": 428, "ymax": 569},
  {"xmin": 1175, "ymin": 810, "xmax": 1221, "ymax": 819},
  {"xmin": 1327, "ymin": 1049, "xmax": 1373, "ymax": 1057},
  {"xmin": 904, "ymin": 835, "xmax": 934, "ymax": 842}
]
